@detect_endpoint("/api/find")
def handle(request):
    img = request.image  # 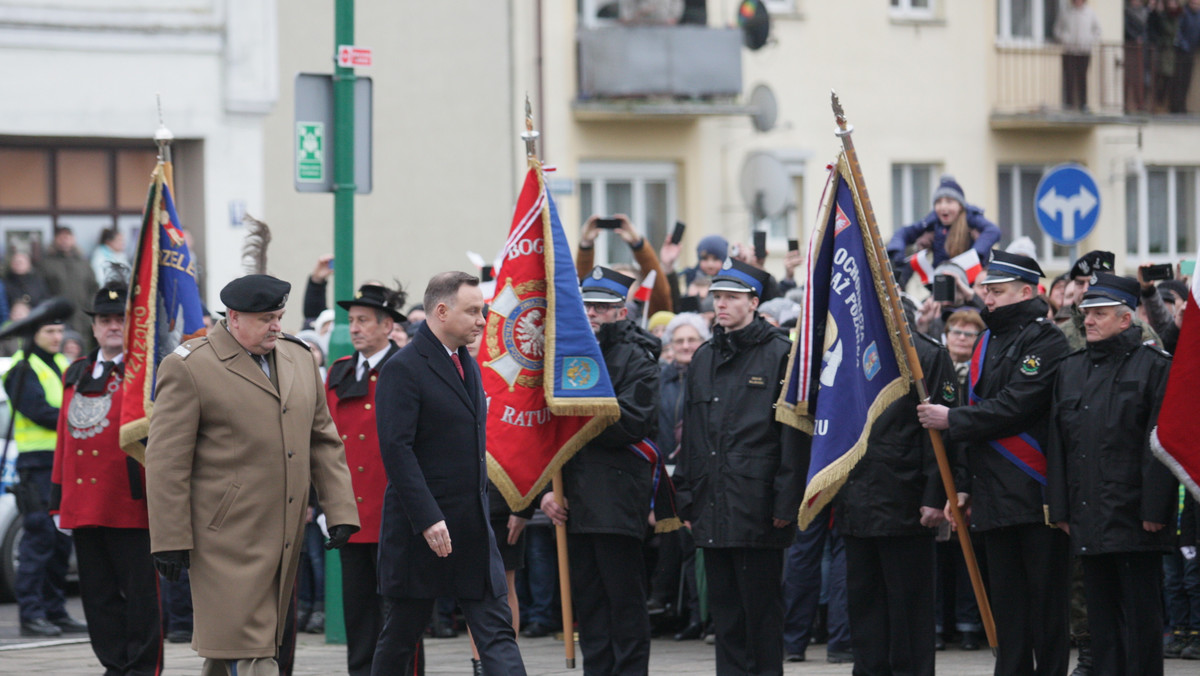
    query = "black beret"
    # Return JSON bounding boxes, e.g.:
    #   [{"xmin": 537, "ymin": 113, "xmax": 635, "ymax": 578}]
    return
[
  {"xmin": 1069, "ymin": 250, "xmax": 1115, "ymax": 279},
  {"xmin": 220, "ymin": 274, "xmax": 291, "ymax": 313}
]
